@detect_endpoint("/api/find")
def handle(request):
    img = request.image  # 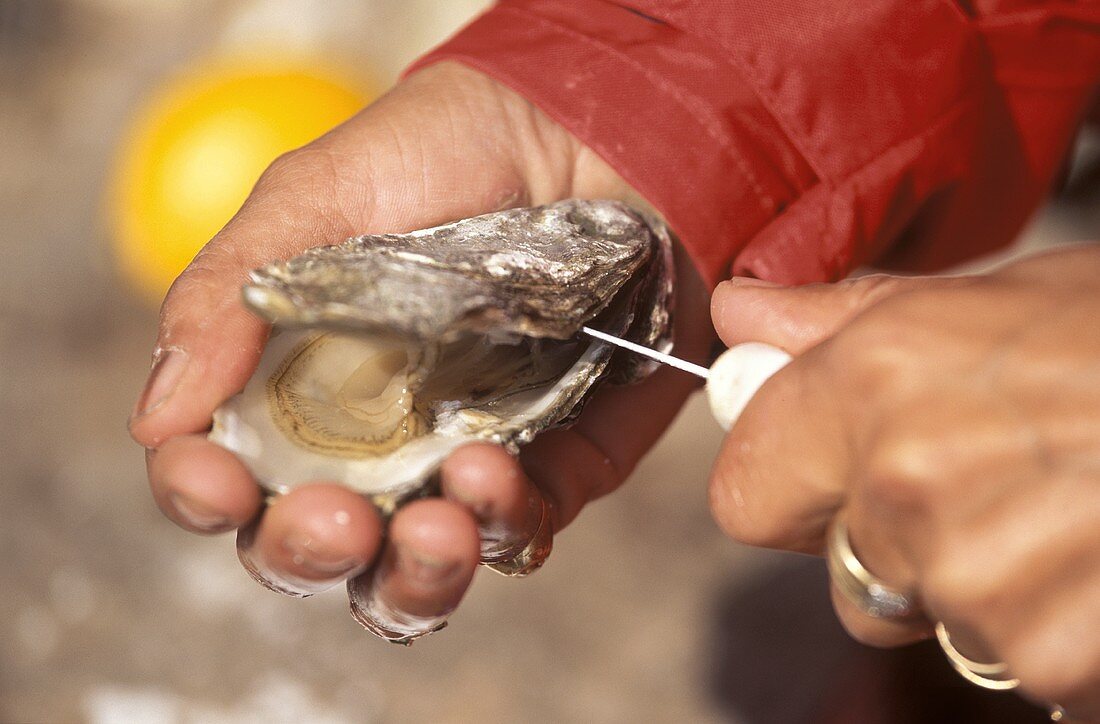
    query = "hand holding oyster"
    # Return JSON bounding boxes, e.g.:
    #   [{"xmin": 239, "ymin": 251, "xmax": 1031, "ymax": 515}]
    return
[
  {"xmin": 207, "ymin": 199, "xmax": 674, "ymax": 640},
  {"xmin": 132, "ymin": 63, "xmax": 714, "ymax": 646}
]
